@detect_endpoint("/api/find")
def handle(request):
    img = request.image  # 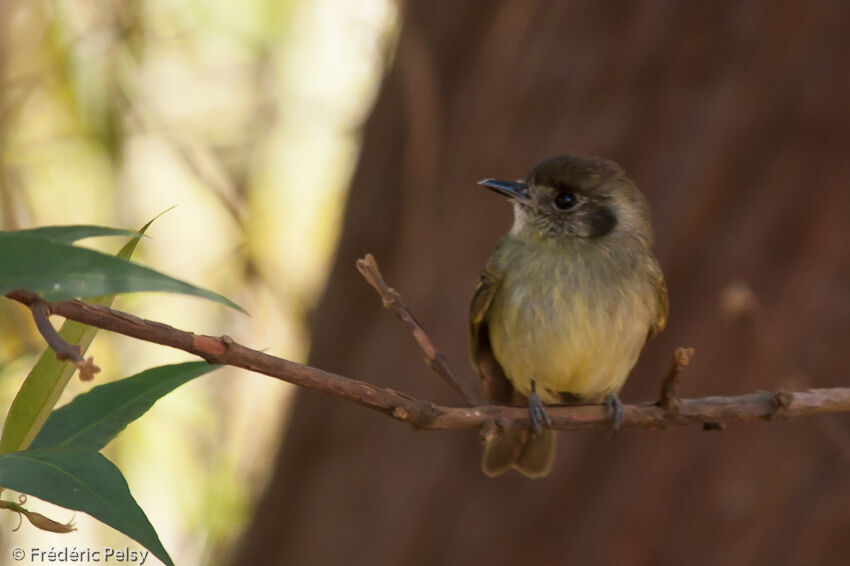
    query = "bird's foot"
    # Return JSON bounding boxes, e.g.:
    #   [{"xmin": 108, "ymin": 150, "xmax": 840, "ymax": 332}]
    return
[
  {"xmin": 528, "ymin": 383, "xmax": 552, "ymax": 437},
  {"xmin": 605, "ymin": 393, "xmax": 624, "ymax": 437}
]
